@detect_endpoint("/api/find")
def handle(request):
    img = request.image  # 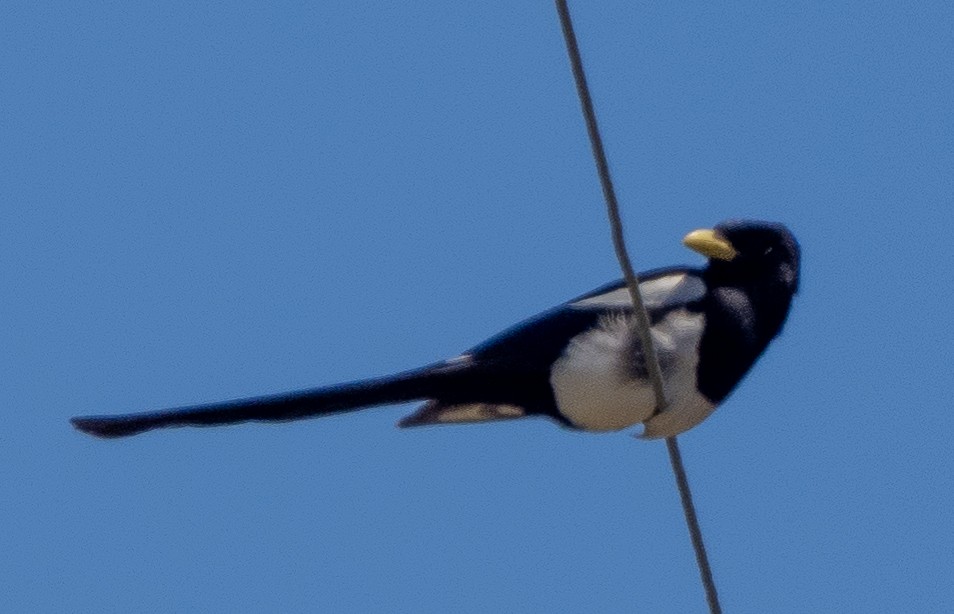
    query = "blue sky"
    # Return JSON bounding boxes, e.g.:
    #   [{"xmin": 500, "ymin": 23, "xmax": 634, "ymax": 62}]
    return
[{"xmin": 4, "ymin": 2, "xmax": 953, "ymax": 612}]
